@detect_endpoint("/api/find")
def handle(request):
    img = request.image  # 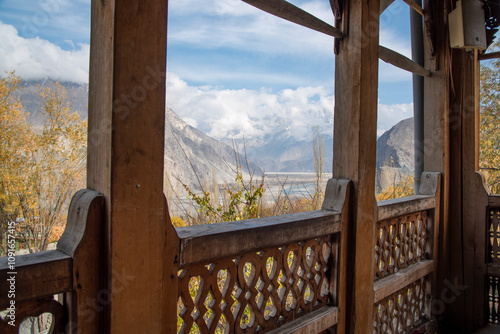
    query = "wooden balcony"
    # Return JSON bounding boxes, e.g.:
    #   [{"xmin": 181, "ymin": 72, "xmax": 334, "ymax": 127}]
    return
[
  {"xmin": 1, "ymin": 0, "xmax": 498, "ymax": 332},
  {"xmin": 1, "ymin": 172, "xmax": 450, "ymax": 333}
]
